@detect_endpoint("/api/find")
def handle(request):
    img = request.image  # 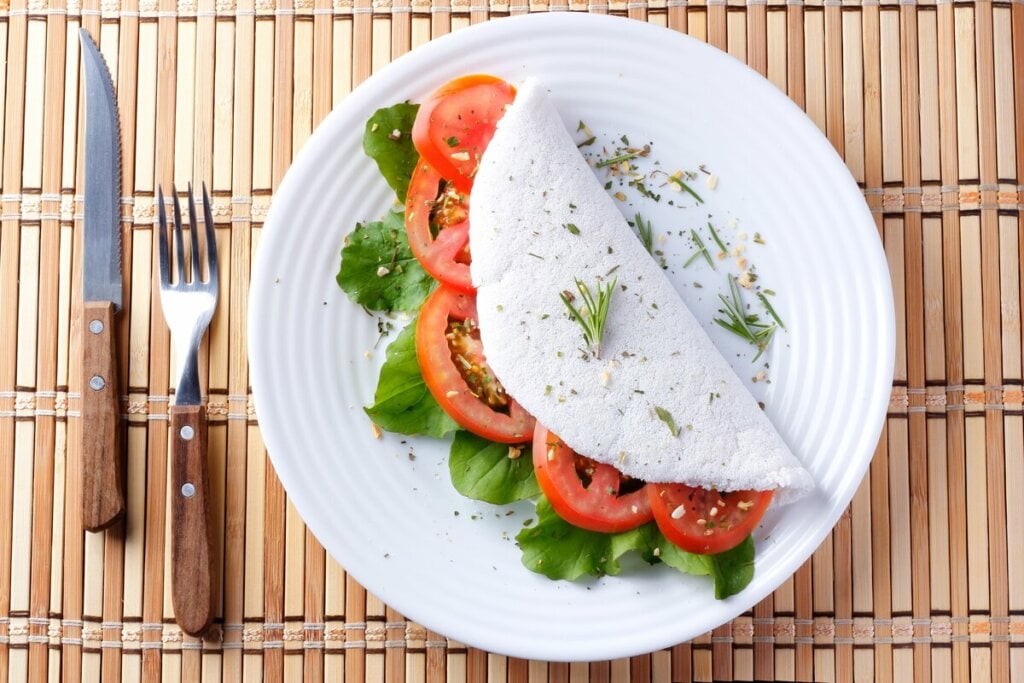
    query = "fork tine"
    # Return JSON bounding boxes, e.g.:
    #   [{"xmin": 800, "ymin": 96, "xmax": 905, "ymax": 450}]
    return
[
  {"xmin": 186, "ymin": 183, "xmax": 201, "ymax": 283},
  {"xmin": 157, "ymin": 185, "xmax": 171, "ymax": 287},
  {"xmin": 171, "ymin": 184, "xmax": 186, "ymax": 285},
  {"xmin": 201, "ymin": 182, "xmax": 219, "ymax": 290}
]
